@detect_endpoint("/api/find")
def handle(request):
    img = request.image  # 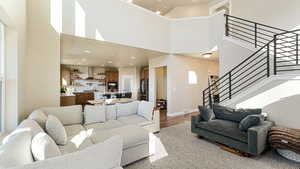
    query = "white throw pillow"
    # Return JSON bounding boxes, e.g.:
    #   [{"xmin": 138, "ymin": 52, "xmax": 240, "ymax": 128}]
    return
[
  {"xmin": 31, "ymin": 132, "xmax": 61, "ymax": 161},
  {"xmin": 3, "ymin": 119, "xmax": 44, "ymax": 145},
  {"xmin": 84, "ymin": 105, "xmax": 106, "ymax": 125},
  {"xmin": 28, "ymin": 109, "xmax": 48, "ymax": 129},
  {"xmin": 11, "ymin": 136, "xmax": 123, "ymax": 169},
  {"xmin": 42, "ymin": 105, "xmax": 83, "ymax": 125},
  {"xmin": 137, "ymin": 101, "xmax": 155, "ymax": 121},
  {"xmin": 0, "ymin": 131, "xmax": 33, "ymax": 169},
  {"xmin": 106, "ymin": 105, "xmax": 117, "ymax": 120},
  {"xmin": 46, "ymin": 115, "xmax": 67, "ymax": 145},
  {"xmin": 116, "ymin": 101, "xmax": 138, "ymax": 118}
]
